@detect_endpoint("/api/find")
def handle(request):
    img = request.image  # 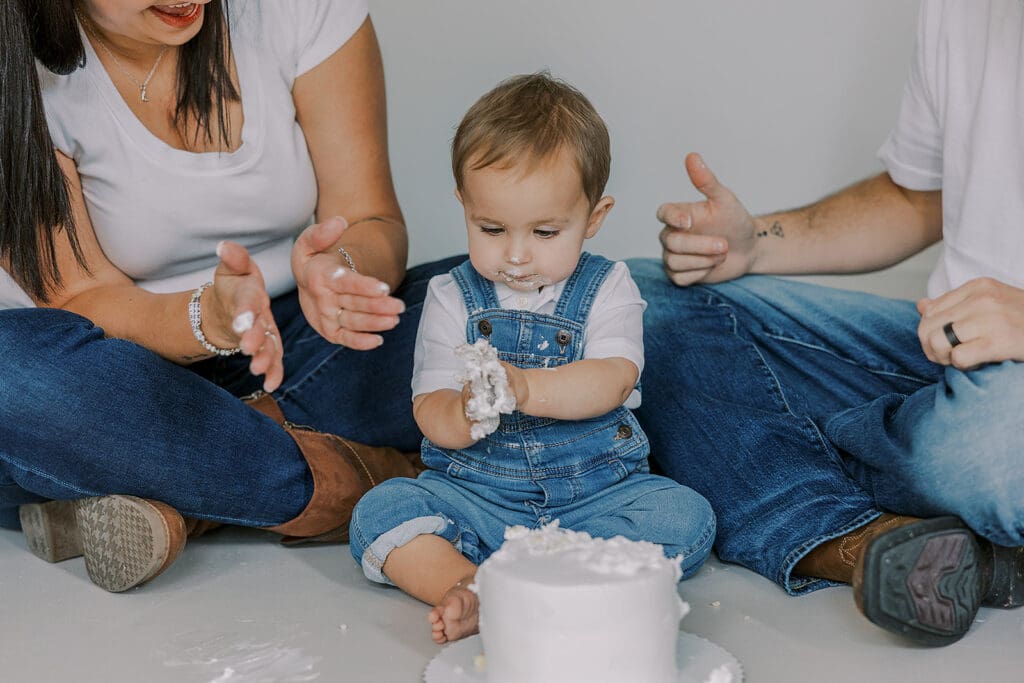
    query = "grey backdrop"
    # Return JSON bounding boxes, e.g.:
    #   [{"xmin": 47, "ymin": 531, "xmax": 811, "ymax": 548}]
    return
[{"xmin": 371, "ymin": 0, "xmax": 933, "ymax": 297}]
